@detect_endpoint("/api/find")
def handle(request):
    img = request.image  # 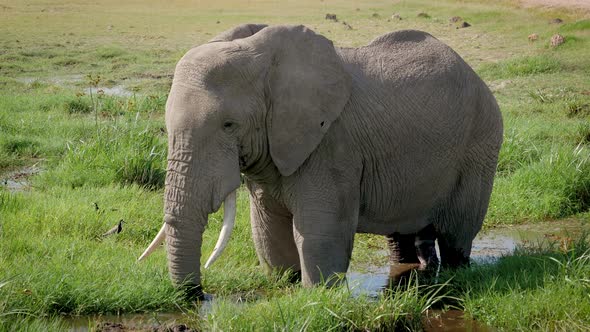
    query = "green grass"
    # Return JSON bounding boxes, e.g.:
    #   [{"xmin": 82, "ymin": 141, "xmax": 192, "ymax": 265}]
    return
[
  {"xmin": 479, "ymin": 55, "xmax": 562, "ymax": 79},
  {"xmin": 444, "ymin": 239, "xmax": 590, "ymax": 331},
  {"xmin": 196, "ymin": 280, "xmax": 448, "ymax": 331},
  {"xmin": 1, "ymin": 0, "xmax": 590, "ymax": 330}
]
